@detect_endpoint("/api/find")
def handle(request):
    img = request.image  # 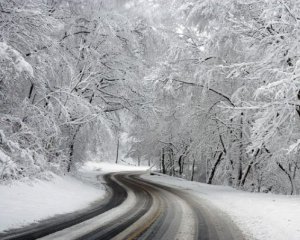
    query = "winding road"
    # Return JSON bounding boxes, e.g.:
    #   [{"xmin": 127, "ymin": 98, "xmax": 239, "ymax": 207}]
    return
[{"xmin": 0, "ymin": 172, "xmax": 244, "ymax": 240}]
